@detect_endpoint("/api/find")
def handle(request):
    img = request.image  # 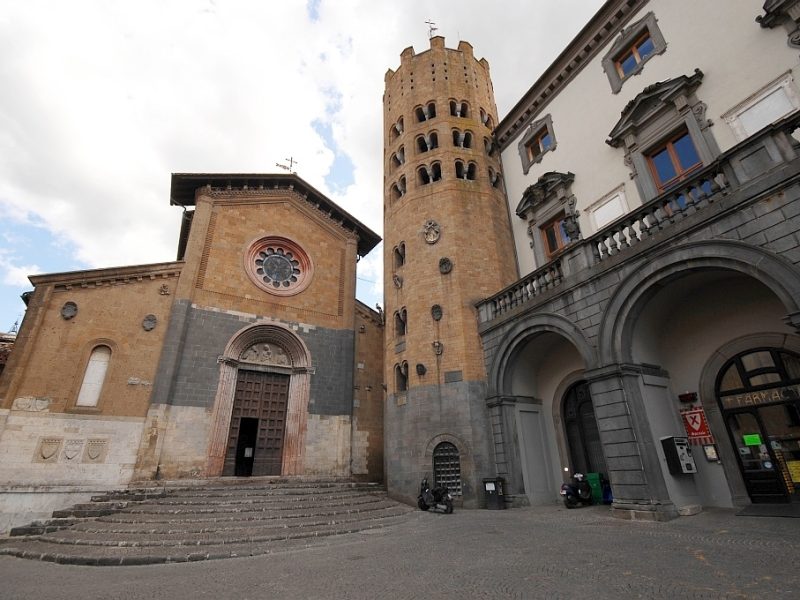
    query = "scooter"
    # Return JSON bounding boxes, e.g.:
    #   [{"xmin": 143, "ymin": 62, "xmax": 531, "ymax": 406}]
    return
[
  {"xmin": 417, "ymin": 476, "xmax": 454, "ymax": 513},
  {"xmin": 560, "ymin": 472, "xmax": 593, "ymax": 508}
]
